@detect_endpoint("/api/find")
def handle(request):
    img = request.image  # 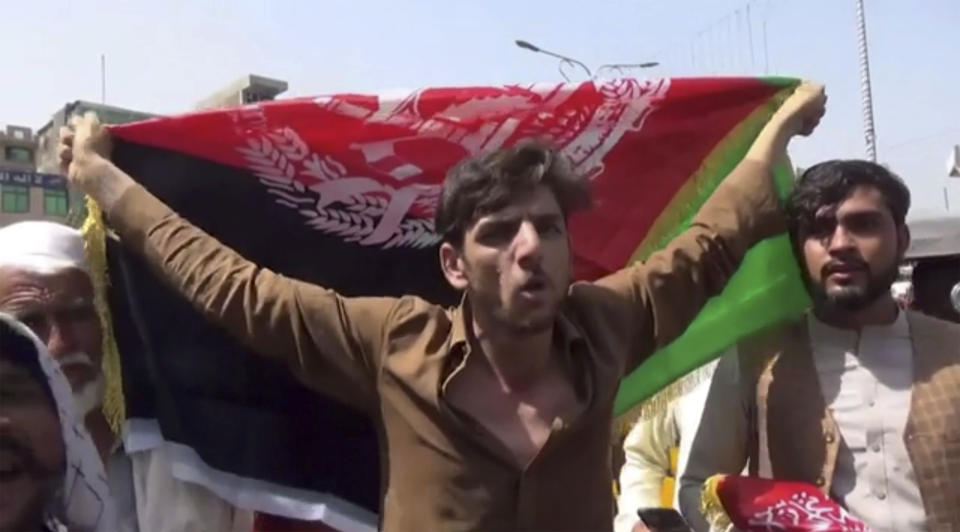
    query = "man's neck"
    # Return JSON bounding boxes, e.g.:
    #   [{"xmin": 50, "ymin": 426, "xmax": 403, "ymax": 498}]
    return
[
  {"xmin": 471, "ymin": 315, "xmax": 553, "ymax": 393},
  {"xmin": 814, "ymin": 295, "xmax": 900, "ymax": 330}
]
